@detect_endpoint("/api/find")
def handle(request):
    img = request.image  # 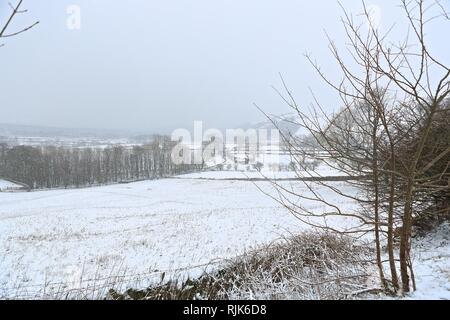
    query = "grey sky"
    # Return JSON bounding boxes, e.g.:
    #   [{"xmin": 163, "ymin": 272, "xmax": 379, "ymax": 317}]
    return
[{"xmin": 0, "ymin": 0, "xmax": 447, "ymax": 133}]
